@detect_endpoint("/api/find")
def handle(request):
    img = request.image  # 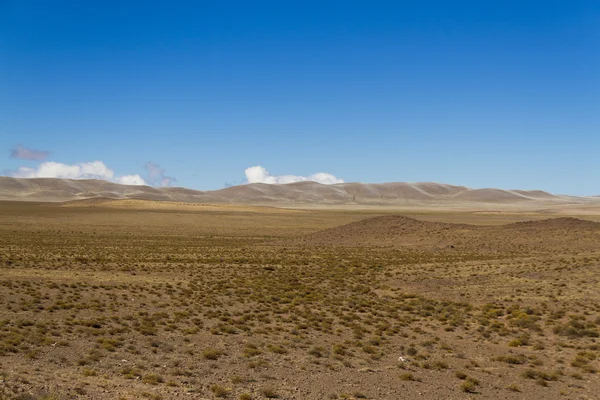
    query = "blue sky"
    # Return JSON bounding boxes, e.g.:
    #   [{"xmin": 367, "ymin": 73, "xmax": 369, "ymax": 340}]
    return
[{"xmin": 1, "ymin": 1, "xmax": 598, "ymax": 194}]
